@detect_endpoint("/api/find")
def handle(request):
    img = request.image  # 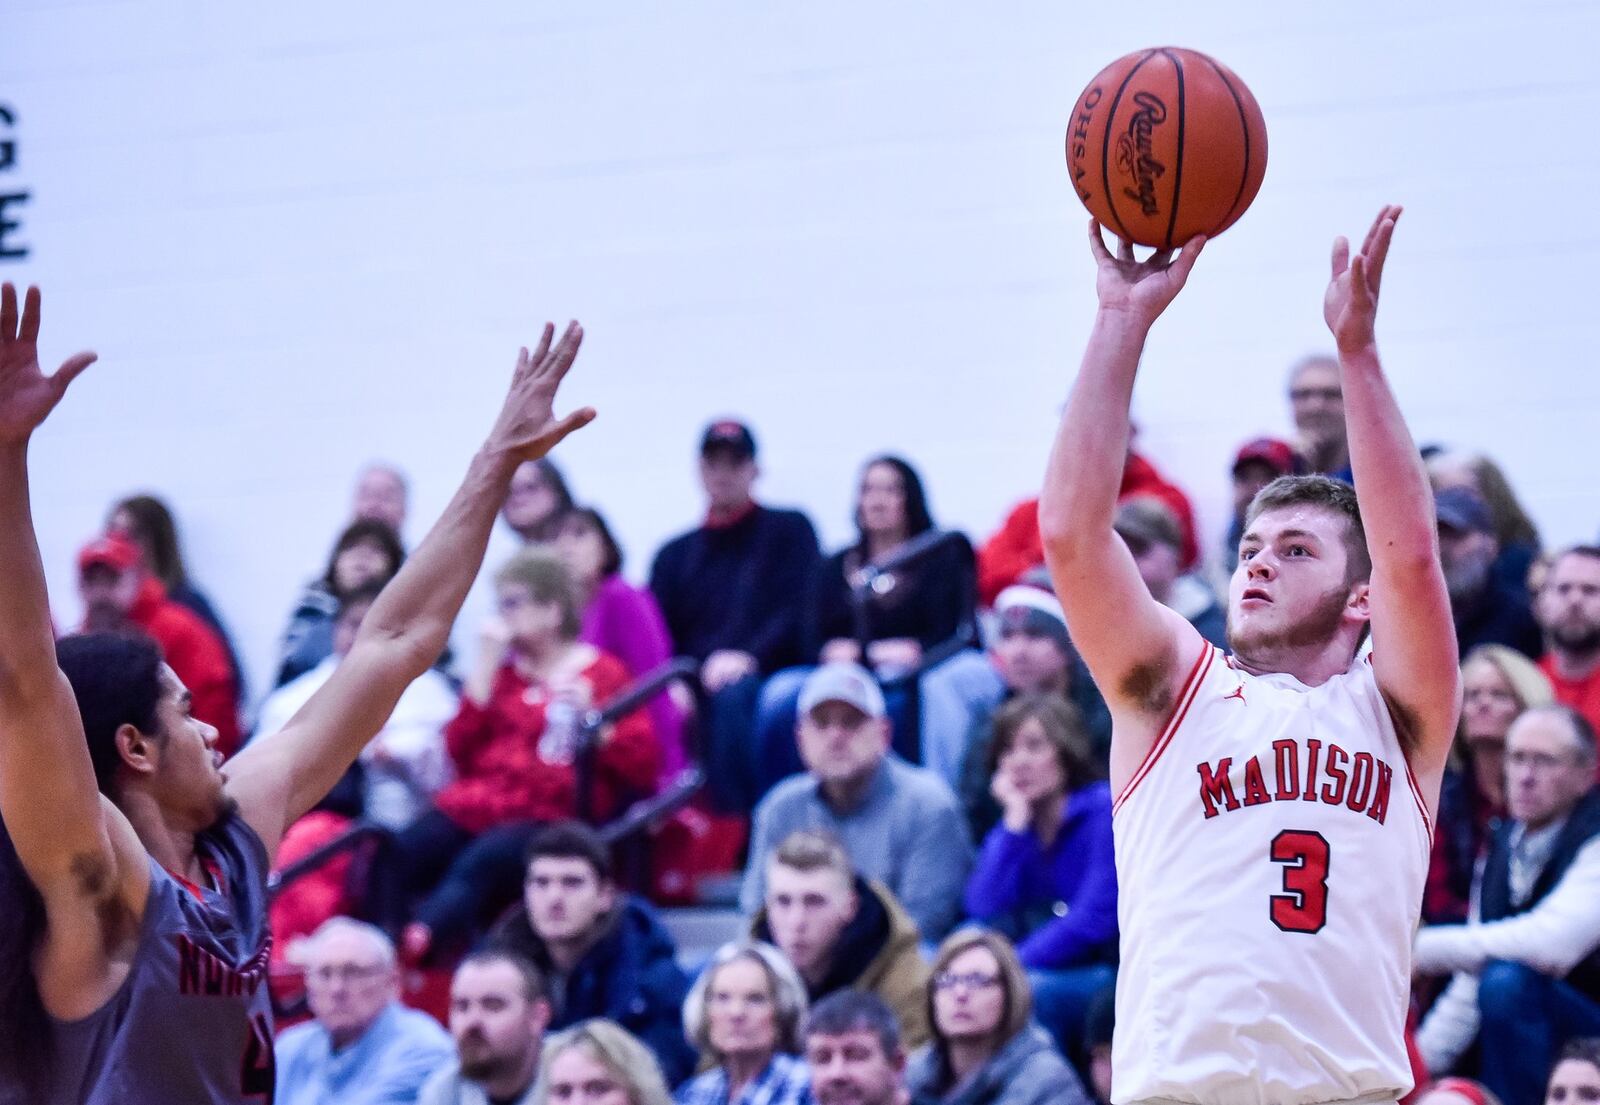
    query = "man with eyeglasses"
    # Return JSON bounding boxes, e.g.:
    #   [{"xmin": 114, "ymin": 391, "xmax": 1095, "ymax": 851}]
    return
[
  {"xmin": 274, "ymin": 917, "xmax": 452, "ymax": 1105},
  {"xmin": 1286, "ymin": 353, "xmax": 1353, "ymax": 480},
  {"xmin": 1415, "ymin": 705, "xmax": 1600, "ymax": 1105}
]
